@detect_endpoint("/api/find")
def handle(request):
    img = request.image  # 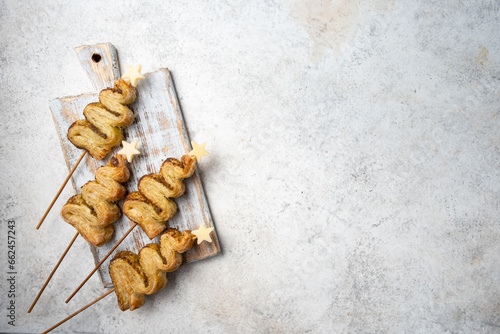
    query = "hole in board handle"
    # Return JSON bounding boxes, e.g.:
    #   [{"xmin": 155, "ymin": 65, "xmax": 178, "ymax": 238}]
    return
[{"xmin": 92, "ymin": 53, "xmax": 102, "ymax": 63}]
